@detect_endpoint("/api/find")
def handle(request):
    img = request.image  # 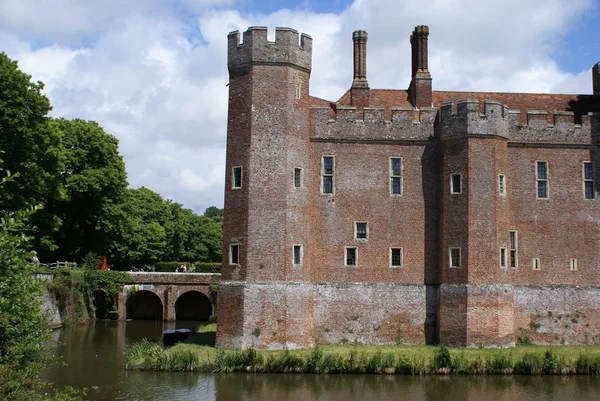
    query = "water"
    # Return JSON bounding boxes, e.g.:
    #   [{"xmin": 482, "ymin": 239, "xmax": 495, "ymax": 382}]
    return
[{"xmin": 45, "ymin": 321, "xmax": 600, "ymax": 401}]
